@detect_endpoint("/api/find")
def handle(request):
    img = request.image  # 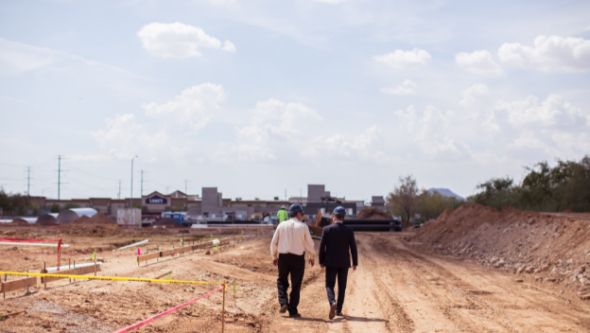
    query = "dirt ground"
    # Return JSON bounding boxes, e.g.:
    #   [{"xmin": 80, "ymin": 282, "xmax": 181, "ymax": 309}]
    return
[{"xmin": 1, "ymin": 225, "xmax": 589, "ymax": 333}]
